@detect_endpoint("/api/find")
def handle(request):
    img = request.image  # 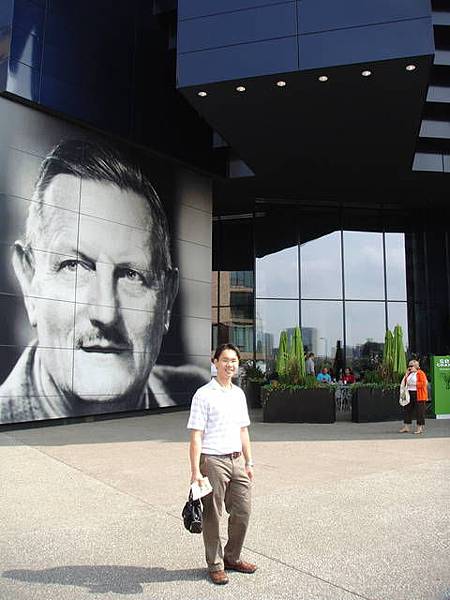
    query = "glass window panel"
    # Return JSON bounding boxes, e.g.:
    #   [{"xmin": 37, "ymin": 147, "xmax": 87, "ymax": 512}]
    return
[
  {"xmin": 219, "ymin": 307, "xmax": 254, "ymax": 359},
  {"xmin": 211, "ymin": 271, "xmax": 219, "ymax": 306},
  {"xmin": 256, "ymin": 245, "xmax": 299, "ymax": 299},
  {"xmin": 218, "ymin": 271, "xmax": 253, "ymax": 318},
  {"xmin": 301, "ymin": 300, "xmax": 343, "ymax": 360},
  {"xmin": 212, "ymin": 324, "xmax": 218, "ymax": 352},
  {"xmin": 300, "ymin": 231, "xmax": 342, "ymax": 299},
  {"xmin": 344, "ymin": 231, "xmax": 385, "ymax": 300},
  {"xmin": 388, "ymin": 302, "xmax": 409, "ymax": 350},
  {"xmin": 385, "ymin": 233, "xmax": 407, "ymax": 301},
  {"xmin": 345, "ymin": 301, "xmax": 386, "ymax": 374},
  {"xmin": 255, "ymin": 299, "xmax": 299, "ymax": 370},
  {"xmin": 230, "ymin": 270, "xmax": 254, "ymax": 288}
]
